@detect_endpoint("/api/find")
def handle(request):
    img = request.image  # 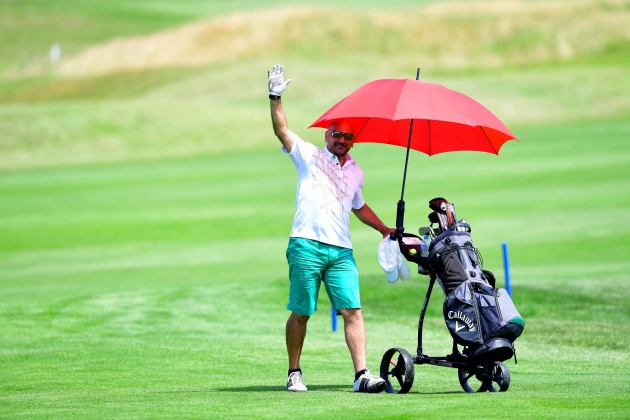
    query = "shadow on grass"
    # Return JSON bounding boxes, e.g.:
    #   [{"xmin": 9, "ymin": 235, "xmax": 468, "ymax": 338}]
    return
[
  {"xmin": 216, "ymin": 385, "xmax": 462, "ymax": 394},
  {"xmin": 216, "ymin": 385, "xmax": 352, "ymax": 392},
  {"xmin": 414, "ymin": 391, "xmax": 462, "ymax": 395}
]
